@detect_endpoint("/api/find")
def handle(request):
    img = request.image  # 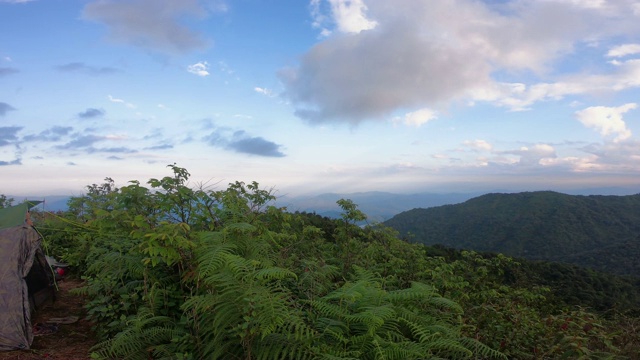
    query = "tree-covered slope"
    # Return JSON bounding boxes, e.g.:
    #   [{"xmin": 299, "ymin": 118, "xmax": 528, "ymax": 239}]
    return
[{"xmin": 384, "ymin": 191, "xmax": 640, "ymax": 276}]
